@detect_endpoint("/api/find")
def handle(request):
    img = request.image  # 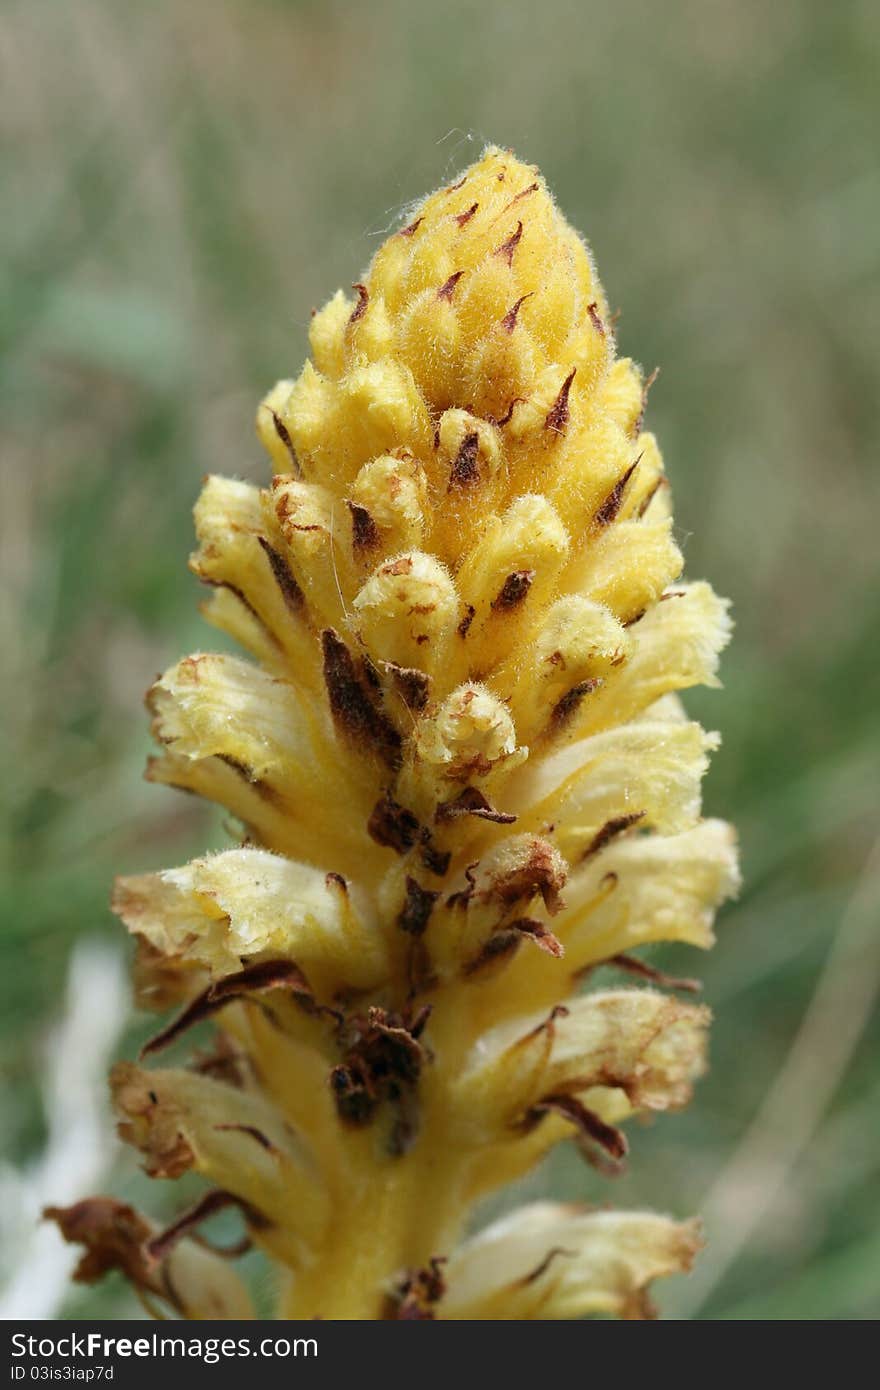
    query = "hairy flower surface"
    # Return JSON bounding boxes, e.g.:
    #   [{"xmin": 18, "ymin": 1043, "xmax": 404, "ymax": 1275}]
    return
[{"xmin": 52, "ymin": 147, "xmax": 738, "ymax": 1320}]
